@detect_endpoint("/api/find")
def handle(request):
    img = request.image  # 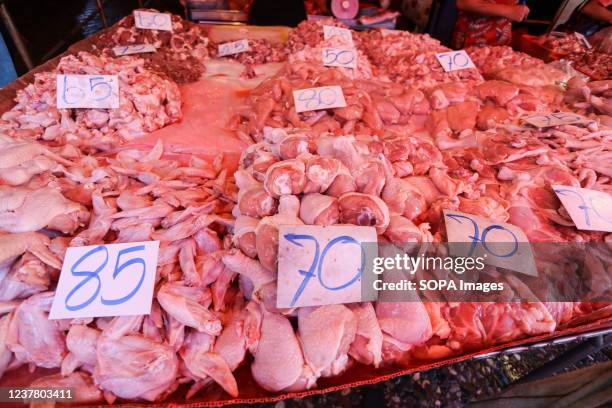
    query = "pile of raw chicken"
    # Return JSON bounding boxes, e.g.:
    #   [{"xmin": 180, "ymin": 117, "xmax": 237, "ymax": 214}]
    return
[{"xmin": 0, "ymin": 10, "xmax": 610, "ymax": 405}]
